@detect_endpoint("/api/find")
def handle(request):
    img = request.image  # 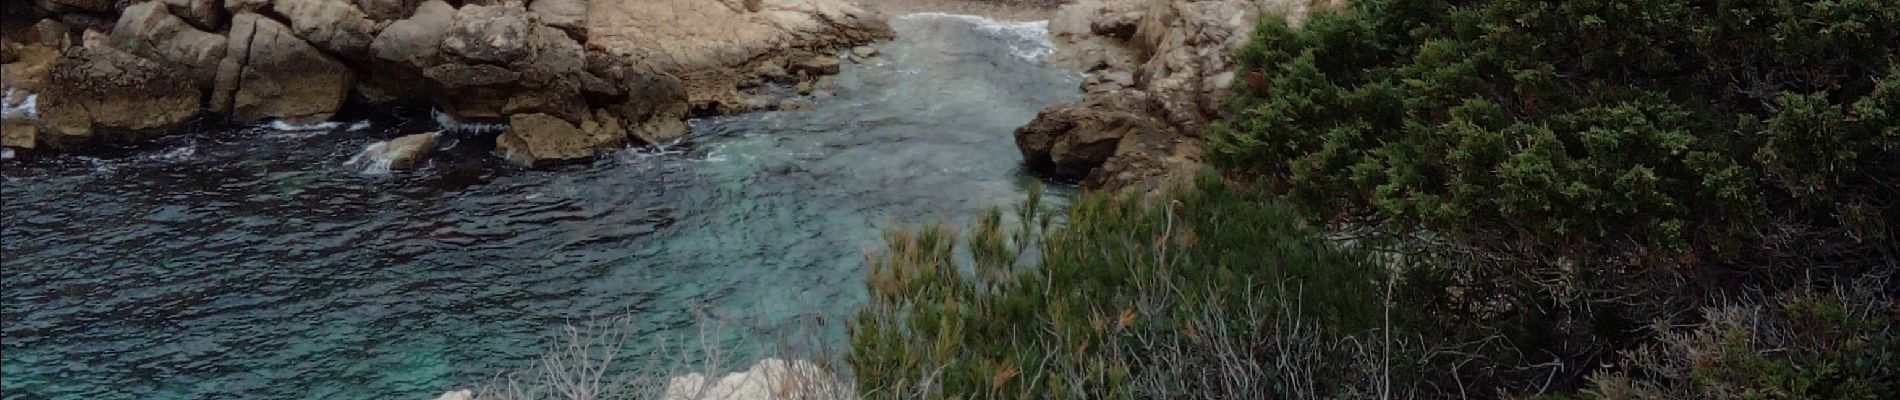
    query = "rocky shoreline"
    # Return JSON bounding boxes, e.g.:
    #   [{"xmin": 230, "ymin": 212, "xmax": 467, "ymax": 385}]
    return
[
  {"xmin": 1, "ymin": 0, "xmax": 890, "ymax": 166},
  {"xmin": 1014, "ymin": 0, "xmax": 1338, "ymax": 192}
]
